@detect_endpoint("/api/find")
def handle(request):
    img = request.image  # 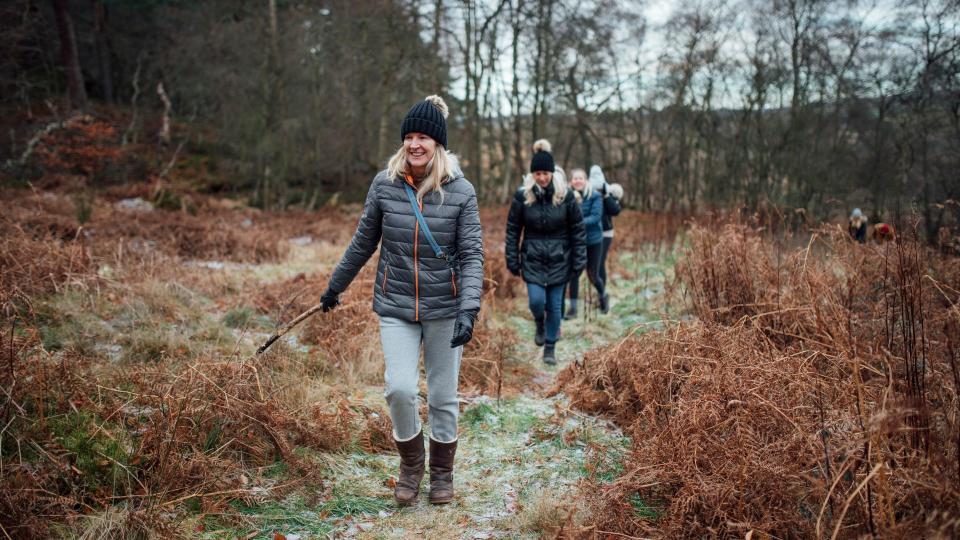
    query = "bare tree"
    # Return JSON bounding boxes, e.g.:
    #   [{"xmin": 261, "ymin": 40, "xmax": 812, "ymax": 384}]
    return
[
  {"xmin": 51, "ymin": 0, "xmax": 87, "ymax": 110},
  {"xmin": 91, "ymin": 0, "xmax": 114, "ymax": 103}
]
